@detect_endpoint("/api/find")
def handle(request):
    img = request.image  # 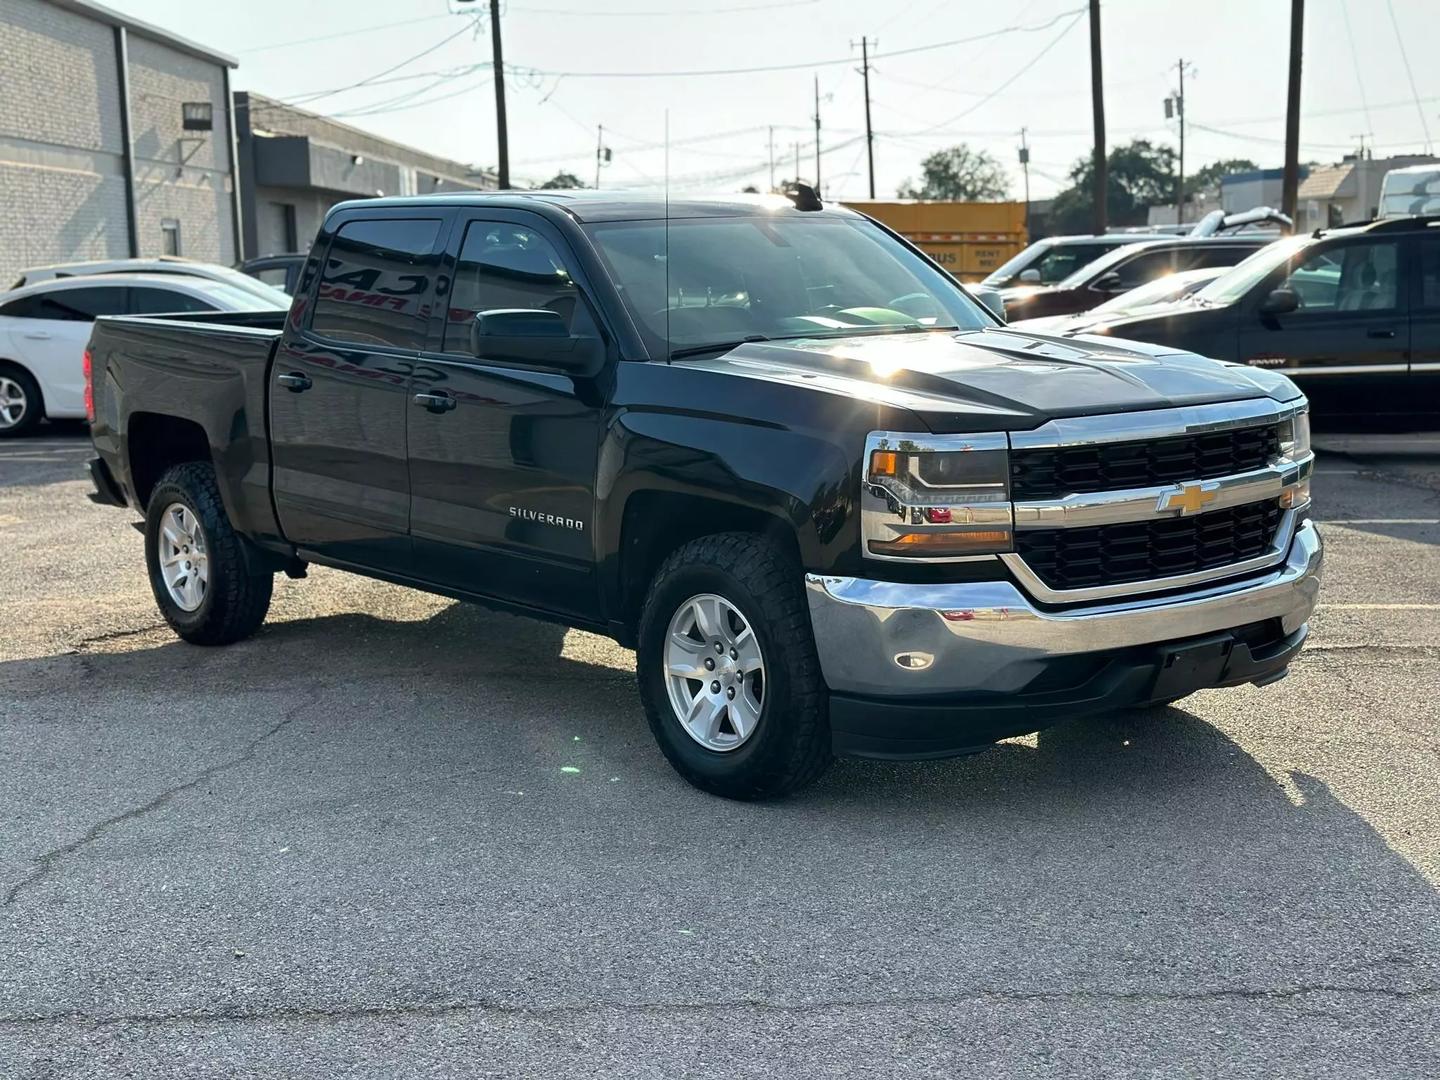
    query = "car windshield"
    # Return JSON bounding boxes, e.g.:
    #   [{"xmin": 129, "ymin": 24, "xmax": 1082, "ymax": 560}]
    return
[
  {"xmin": 1089, "ymin": 268, "xmax": 1221, "ymax": 314},
  {"xmin": 201, "ymin": 266, "xmax": 292, "ymax": 306},
  {"xmin": 1192, "ymin": 235, "xmax": 1312, "ymax": 306},
  {"xmin": 583, "ymin": 214, "xmax": 991, "ymax": 356}
]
